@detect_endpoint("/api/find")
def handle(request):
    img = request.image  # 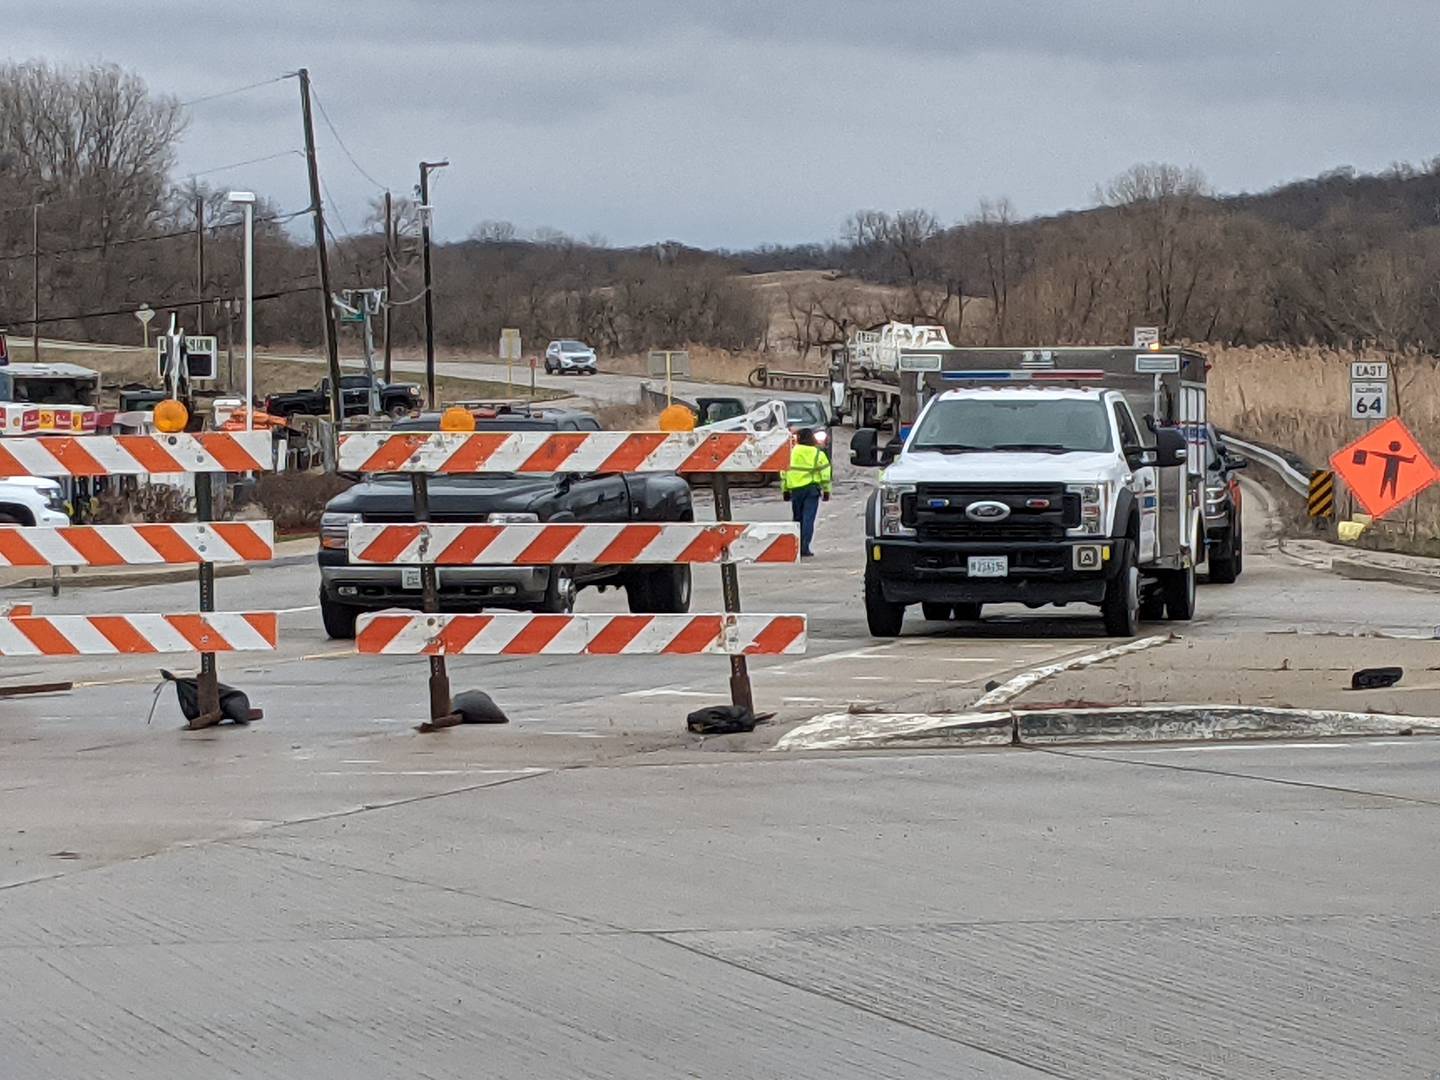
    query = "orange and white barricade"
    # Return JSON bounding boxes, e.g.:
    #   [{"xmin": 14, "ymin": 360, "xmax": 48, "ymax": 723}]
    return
[
  {"xmin": 0, "ymin": 429, "xmax": 279, "ymax": 727},
  {"xmin": 338, "ymin": 427, "xmax": 799, "ymax": 728}
]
